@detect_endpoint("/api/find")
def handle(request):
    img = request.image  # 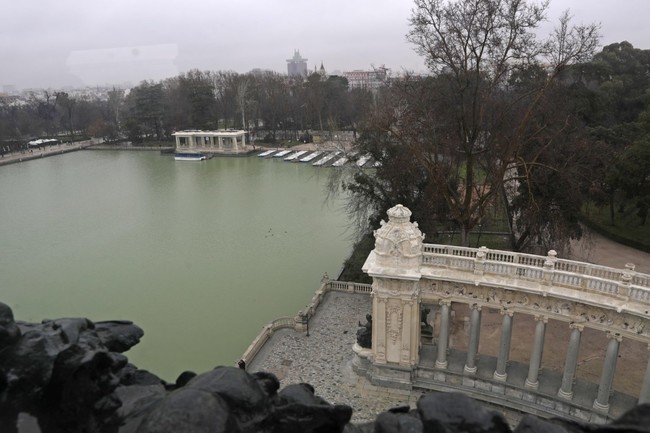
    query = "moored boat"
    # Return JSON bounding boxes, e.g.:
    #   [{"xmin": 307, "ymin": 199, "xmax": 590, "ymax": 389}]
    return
[{"xmin": 174, "ymin": 152, "xmax": 208, "ymax": 161}]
